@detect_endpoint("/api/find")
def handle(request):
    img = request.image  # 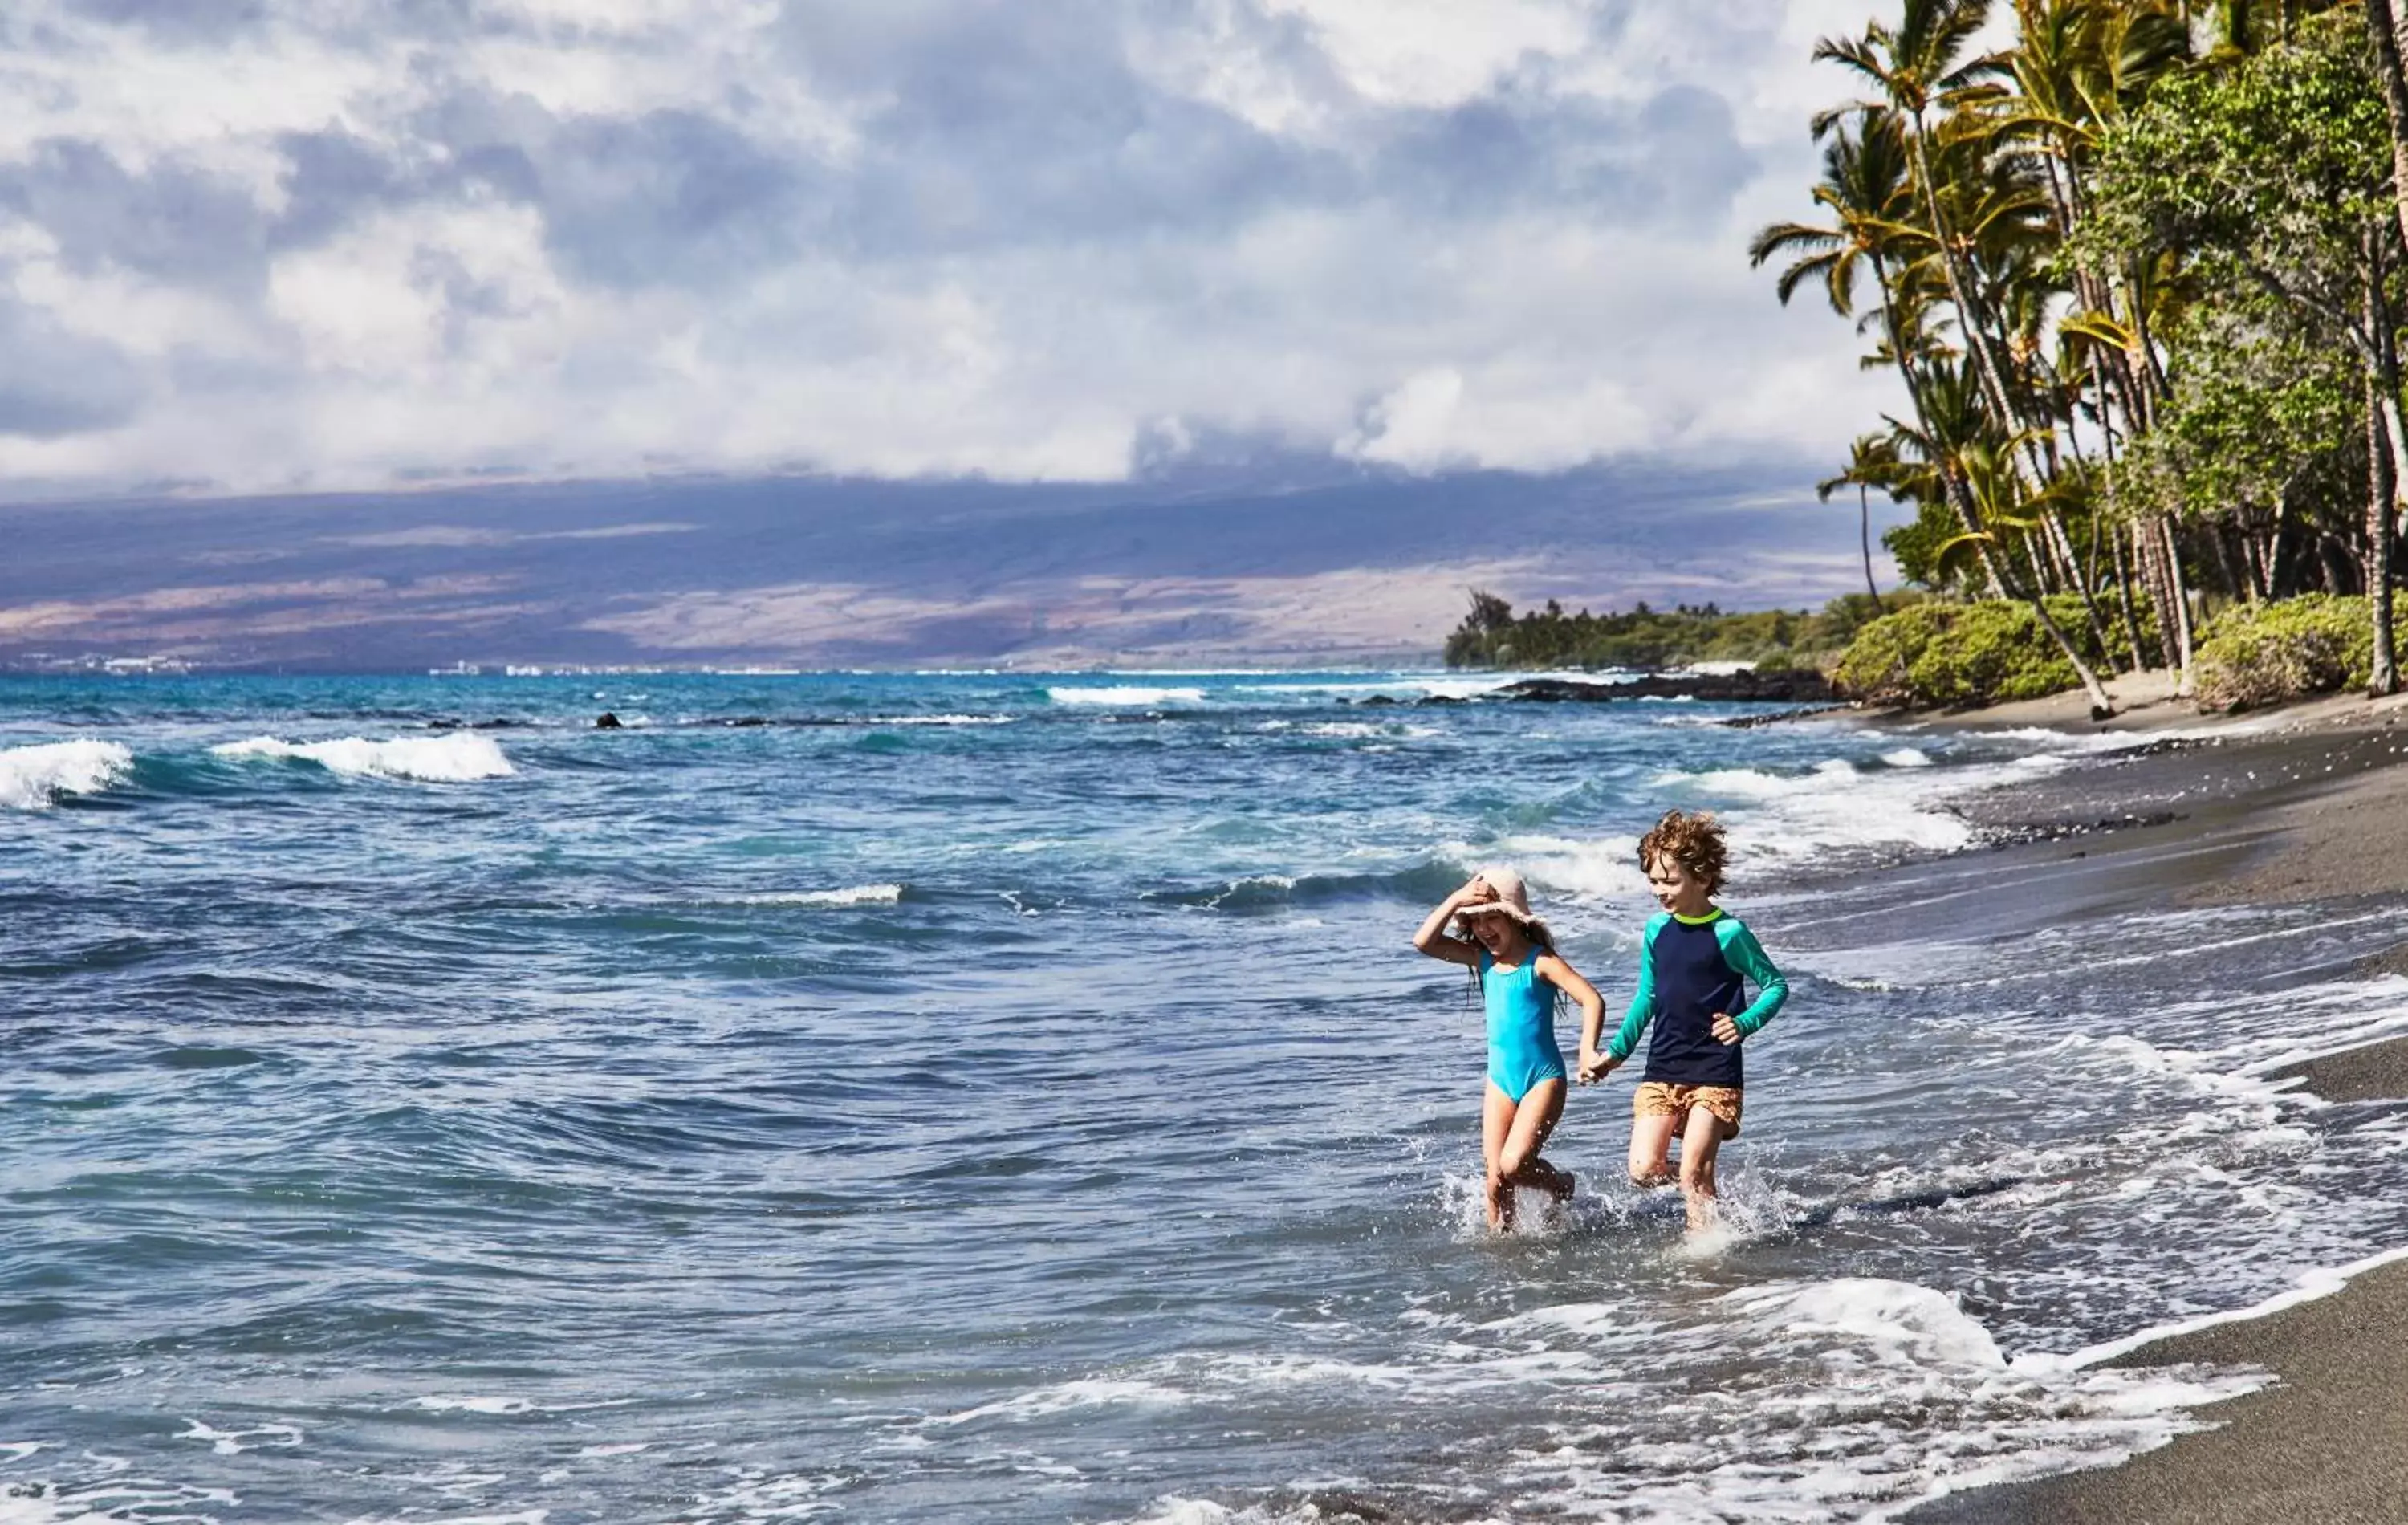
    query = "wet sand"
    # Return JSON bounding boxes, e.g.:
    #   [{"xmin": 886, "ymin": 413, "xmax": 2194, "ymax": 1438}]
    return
[
  {"xmin": 1902, "ymin": 1253, "xmax": 2408, "ymax": 1524},
  {"xmin": 1879, "ymin": 685, "xmax": 2408, "ymax": 1523}
]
